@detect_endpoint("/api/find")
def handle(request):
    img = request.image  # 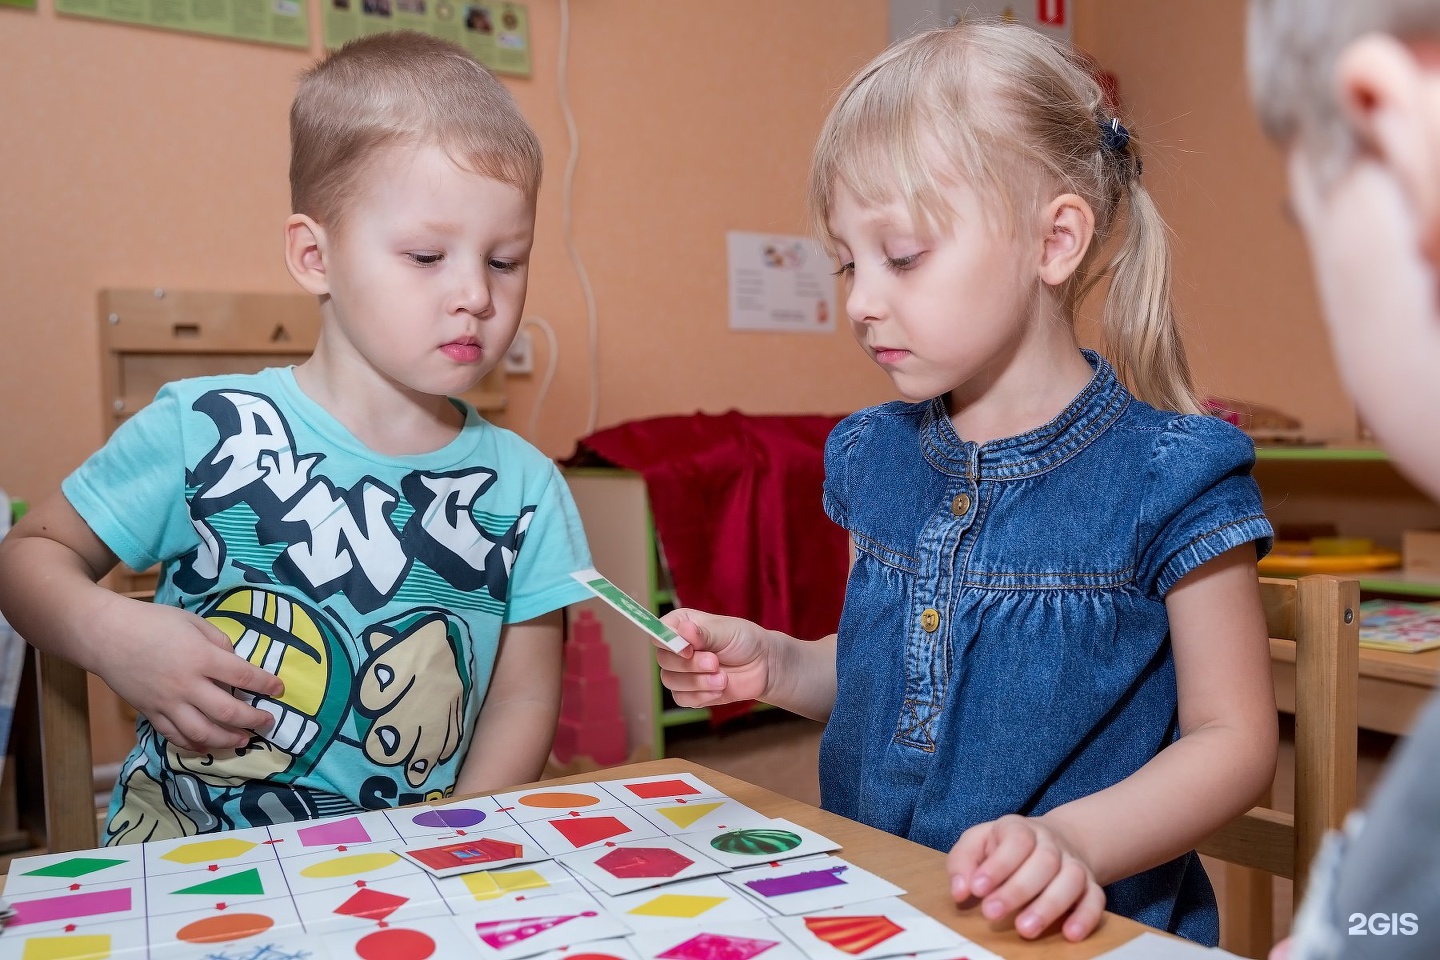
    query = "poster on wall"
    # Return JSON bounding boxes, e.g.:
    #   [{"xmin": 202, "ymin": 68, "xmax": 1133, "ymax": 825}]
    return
[
  {"xmin": 54, "ymin": 0, "xmax": 309, "ymax": 47},
  {"xmin": 727, "ymin": 231, "xmax": 838, "ymax": 334},
  {"xmin": 890, "ymin": 0, "xmax": 1070, "ymax": 44},
  {"xmin": 322, "ymin": 0, "xmax": 530, "ymax": 76},
  {"xmin": 0, "ymin": 0, "xmax": 38, "ymax": 10}
]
